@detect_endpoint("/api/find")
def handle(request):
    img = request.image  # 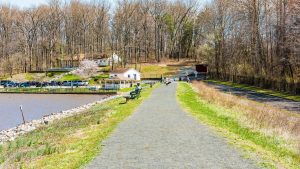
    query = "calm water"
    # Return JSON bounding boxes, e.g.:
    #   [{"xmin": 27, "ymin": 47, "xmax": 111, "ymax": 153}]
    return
[{"xmin": 0, "ymin": 94, "xmax": 107, "ymax": 131}]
